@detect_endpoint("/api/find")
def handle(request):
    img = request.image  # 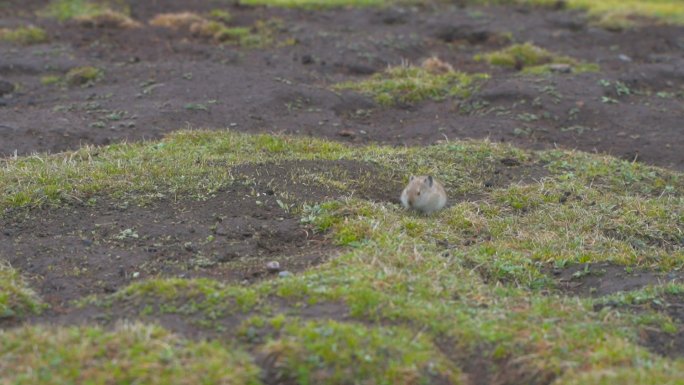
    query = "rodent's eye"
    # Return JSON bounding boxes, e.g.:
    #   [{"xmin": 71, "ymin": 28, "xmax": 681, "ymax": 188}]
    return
[{"xmin": 417, "ymin": 191, "xmax": 421, "ymax": 196}]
